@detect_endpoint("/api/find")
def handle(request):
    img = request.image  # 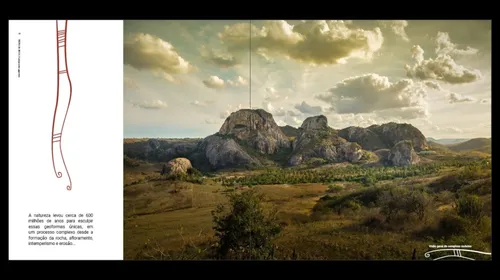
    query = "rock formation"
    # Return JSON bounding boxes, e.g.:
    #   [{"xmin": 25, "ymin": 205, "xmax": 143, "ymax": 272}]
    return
[
  {"xmin": 289, "ymin": 115, "xmax": 364, "ymax": 166},
  {"xmin": 163, "ymin": 157, "xmax": 193, "ymax": 176},
  {"xmin": 197, "ymin": 134, "xmax": 260, "ymax": 170},
  {"xmin": 339, "ymin": 122, "xmax": 428, "ymax": 152},
  {"xmin": 387, "ymin": 140, "xmax": 420, "ymax": 166},
  {"xmin": 219, "ymin": 109, "xmax": 291, "ymax": 154}
]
